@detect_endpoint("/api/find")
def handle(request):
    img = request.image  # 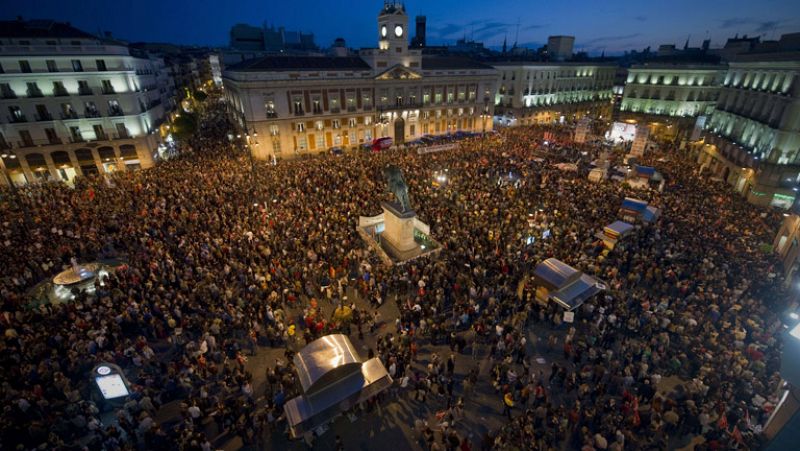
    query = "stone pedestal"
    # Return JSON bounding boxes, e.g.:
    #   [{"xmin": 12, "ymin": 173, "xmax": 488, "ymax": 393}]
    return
[{"xmin": 381, "ymin": 201, "xmax": 418, "ymax": 259}]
